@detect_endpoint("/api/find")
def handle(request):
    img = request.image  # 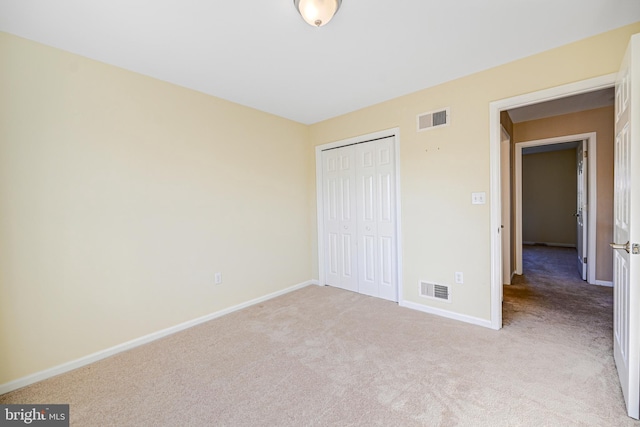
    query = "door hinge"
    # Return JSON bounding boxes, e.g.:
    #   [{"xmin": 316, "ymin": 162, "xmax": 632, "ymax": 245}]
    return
[
  {"xmin": 633, "ymin": 244, "xmax": 640, "ymax": 255},
  {"xmin": 584, "ymin": 257, "xmax": 587, "ymax": 264},
  {"xmin": 584, "ymin": 150, "xmax": 588, "ymax": 158}
]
